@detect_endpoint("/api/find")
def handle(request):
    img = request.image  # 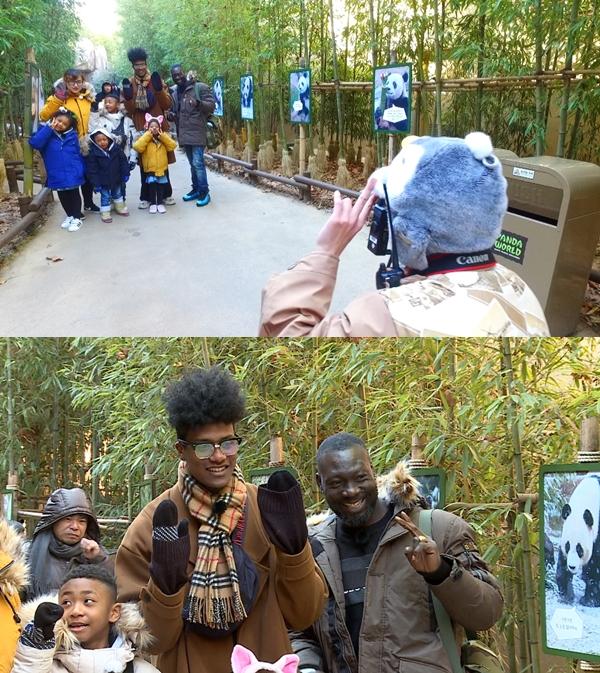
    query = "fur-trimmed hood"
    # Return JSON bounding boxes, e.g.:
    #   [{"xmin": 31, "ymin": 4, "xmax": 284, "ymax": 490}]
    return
[
  {"xmin": 307, "ymin": 461, "xmax": 422, "ymax": 527},
  {"xmin": 19, "ymin": 593, "xmax": 155, "ymax": 655},
  {"xmin": 0, "ymin": 518, "xmax": 29, "ymax": 595}
]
